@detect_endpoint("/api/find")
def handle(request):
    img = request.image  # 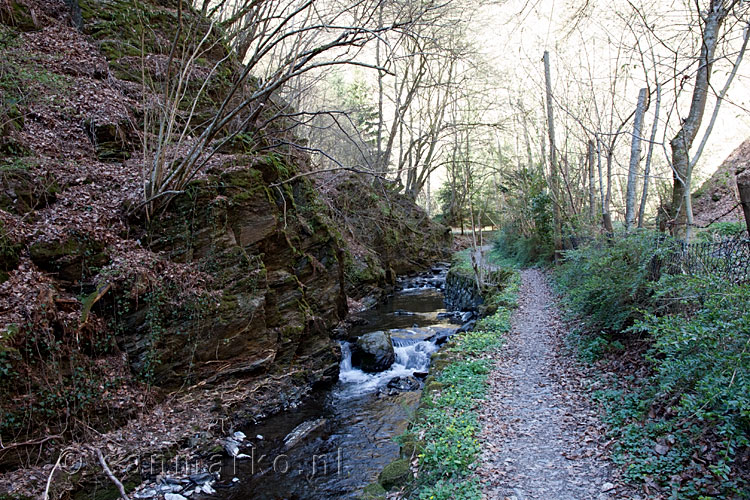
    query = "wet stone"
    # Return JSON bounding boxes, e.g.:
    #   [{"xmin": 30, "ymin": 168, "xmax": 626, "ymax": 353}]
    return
[{"xmin": 386, "ymin": 376, "xmax": 421, "ymax": 391}]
